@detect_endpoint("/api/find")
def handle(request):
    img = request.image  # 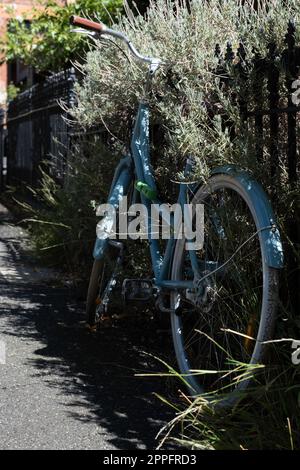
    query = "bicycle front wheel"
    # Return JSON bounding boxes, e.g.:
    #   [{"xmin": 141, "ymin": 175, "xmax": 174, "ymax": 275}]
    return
[{"xmin": 170, "ymin": 173, "xmax": 280, "ymax": 406}]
